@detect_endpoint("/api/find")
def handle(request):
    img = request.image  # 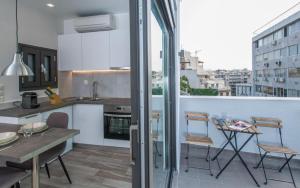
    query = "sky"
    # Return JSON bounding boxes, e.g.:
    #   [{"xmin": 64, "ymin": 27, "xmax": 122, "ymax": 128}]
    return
[{"xmin": 180, "ymin": 0, "xmax": 300, "ymax": 70}]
